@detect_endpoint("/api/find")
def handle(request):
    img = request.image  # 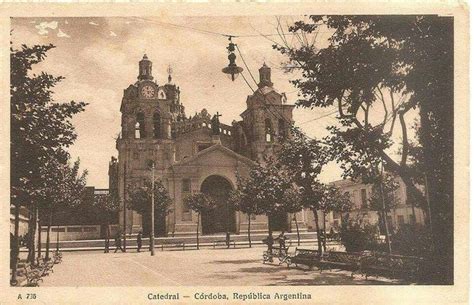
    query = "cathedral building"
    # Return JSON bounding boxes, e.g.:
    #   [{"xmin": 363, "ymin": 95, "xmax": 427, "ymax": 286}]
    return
[{"xmin": 109, "ymin": 55, "xmax": 305, "ymax": 236}]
